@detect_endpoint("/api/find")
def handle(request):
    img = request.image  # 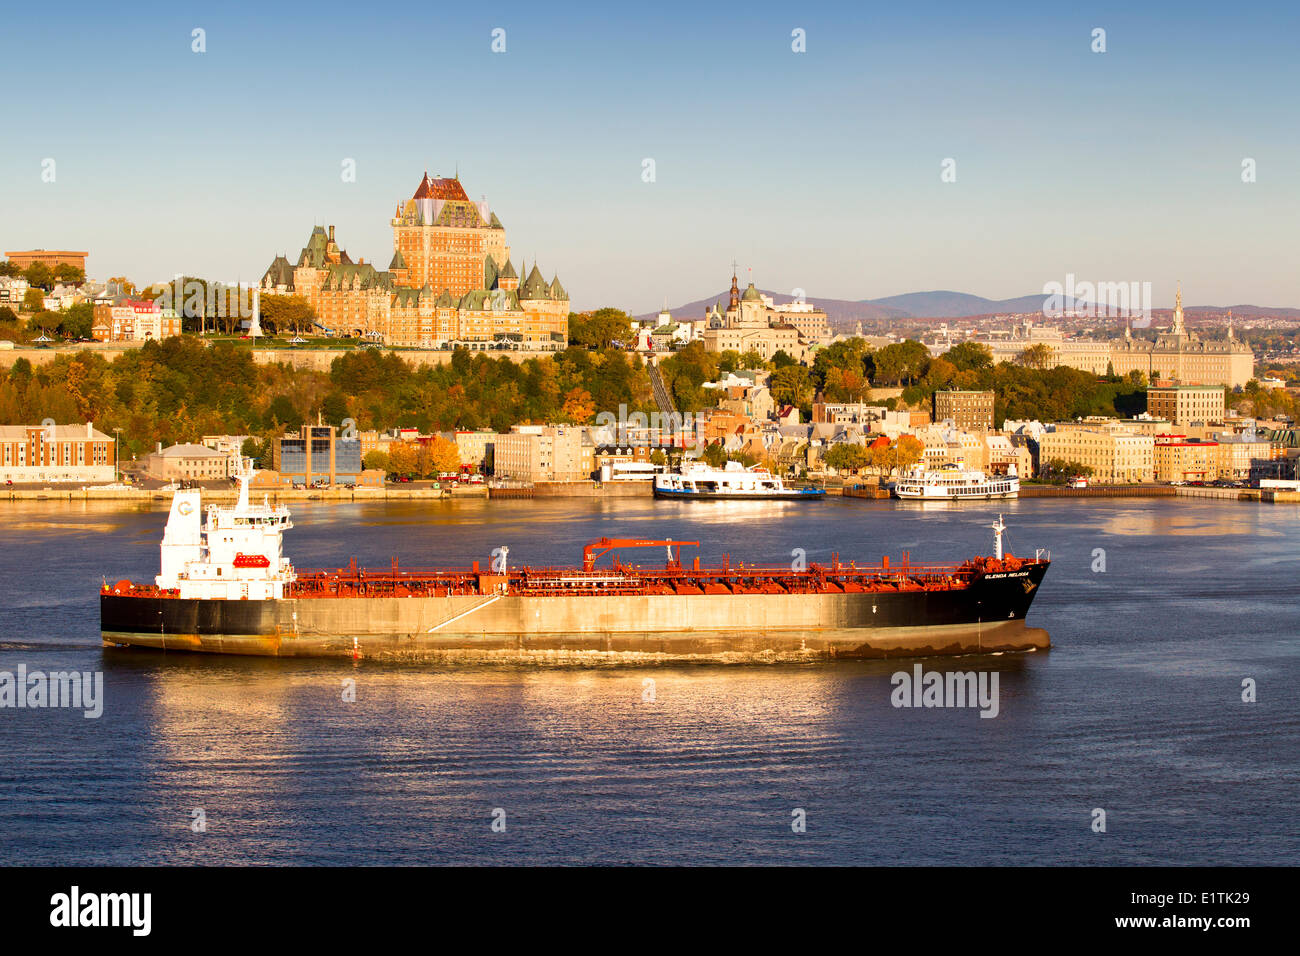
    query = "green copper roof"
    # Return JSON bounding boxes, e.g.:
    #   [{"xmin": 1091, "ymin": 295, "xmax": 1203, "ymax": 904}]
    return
[
  {"xmin": 741, "ymin": 283, "xmax": 762, "ymax": 302},
  {"xmin": 549, "ymin": 275, "xmax": 567, "ymax": 300},
  {"xmin": 459, "ymin": 288, "xmax": 522, "ymax": 311},
  {"xmin": 499, "ymin": 258, "xmax": 517, "ymax": 279},
  {"xmin": 318, "ymin": 263, "xmax": 393, "ymax": 293},
  {"xmin": 388, "ymin": 249, "xmax": 406, "ymax": 270},
  {"xmin": 484, "ymin": 256, "xmax": 499, "ymax": 289},
  {"xmin": 519, "ymin": 263, "xmax": 549, "ymax": 300},
  {"xmin": 435, "ymin": 288, "xmax": 456, "ymax": 308},
  {"xmin": 261, "ymin": 255, "xmax": 295, "ymax": 289},
  {"xmin": 489, "ymin": 212, "xmax": 504, "ymax": 229}
]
